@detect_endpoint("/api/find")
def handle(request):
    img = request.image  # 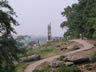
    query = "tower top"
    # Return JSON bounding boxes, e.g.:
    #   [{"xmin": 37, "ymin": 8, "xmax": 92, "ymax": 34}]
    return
[
  {"xmin": 48, "ymin": 22, "xmax": 51, "ymax": 27},
  {"xmin": 47, "ymin": 22, "xmax": 52, "ymax": 41}
]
